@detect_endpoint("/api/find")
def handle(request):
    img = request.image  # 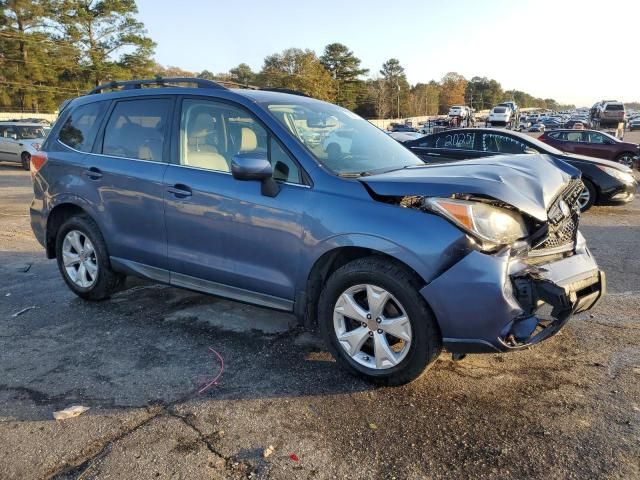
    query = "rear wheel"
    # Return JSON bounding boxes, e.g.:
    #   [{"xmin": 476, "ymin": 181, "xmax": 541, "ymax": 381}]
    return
[
  {"xmin": 21, "ymin": 152, "xmax": 30, "ymax": 171},
  {"xmin": 578, "ymin": 179, "xmax": 596, "ymax": 212},
  {"xmin": 318, "ymin": 257, "xmax": 441, "ymax": 386},
  {"xmin": 55, "ymin": 215, "xmax": 125, "ymax": 300}
]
